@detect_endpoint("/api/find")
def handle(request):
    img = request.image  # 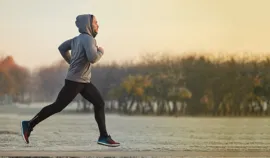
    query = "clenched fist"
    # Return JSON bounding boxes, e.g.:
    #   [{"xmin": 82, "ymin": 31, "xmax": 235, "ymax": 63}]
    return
[{"xmin": 97, "ymin": 47, "xmax": 104, "ymax": 53}]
